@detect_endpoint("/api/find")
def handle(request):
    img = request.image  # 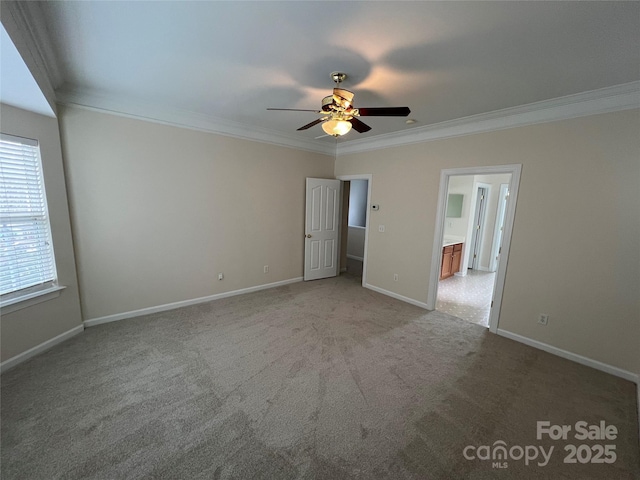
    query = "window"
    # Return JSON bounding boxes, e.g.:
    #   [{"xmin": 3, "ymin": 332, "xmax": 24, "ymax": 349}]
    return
[{"xmin": 0, "ymin": 133, "xmax": 58, "ymax": 303}]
